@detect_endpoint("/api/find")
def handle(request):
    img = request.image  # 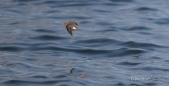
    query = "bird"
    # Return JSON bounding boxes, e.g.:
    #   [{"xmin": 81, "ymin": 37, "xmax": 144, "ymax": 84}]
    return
[{"xmin": 64, "ymin": 21, "xmax": 79, "ymax": 36}]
